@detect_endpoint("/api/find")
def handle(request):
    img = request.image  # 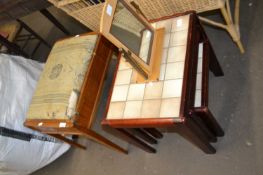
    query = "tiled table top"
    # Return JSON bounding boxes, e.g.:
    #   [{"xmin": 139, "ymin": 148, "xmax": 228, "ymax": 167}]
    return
[{"xmin": 107, "ymin": 14, "xmax": 204, "ymax": 120}]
